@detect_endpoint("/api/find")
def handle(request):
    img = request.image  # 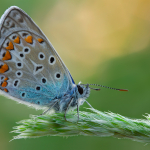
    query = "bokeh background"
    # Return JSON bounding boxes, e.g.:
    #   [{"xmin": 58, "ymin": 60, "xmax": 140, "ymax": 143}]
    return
[{"xmin": 0, "ymin": 0, "xmax": 150, "ymax": 149}]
